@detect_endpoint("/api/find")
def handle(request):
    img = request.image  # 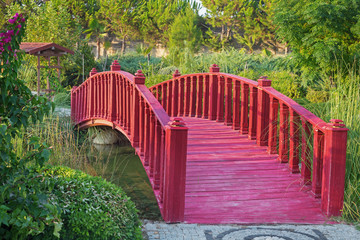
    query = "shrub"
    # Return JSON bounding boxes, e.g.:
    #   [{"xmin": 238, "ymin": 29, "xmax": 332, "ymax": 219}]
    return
[
  {"xmin": 53, "ymin": 92, "xmax": 71, "ymax": 108},
  {"xmin": 35, "ymin": 166, "xmax": 142, "ymax": 240}
]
